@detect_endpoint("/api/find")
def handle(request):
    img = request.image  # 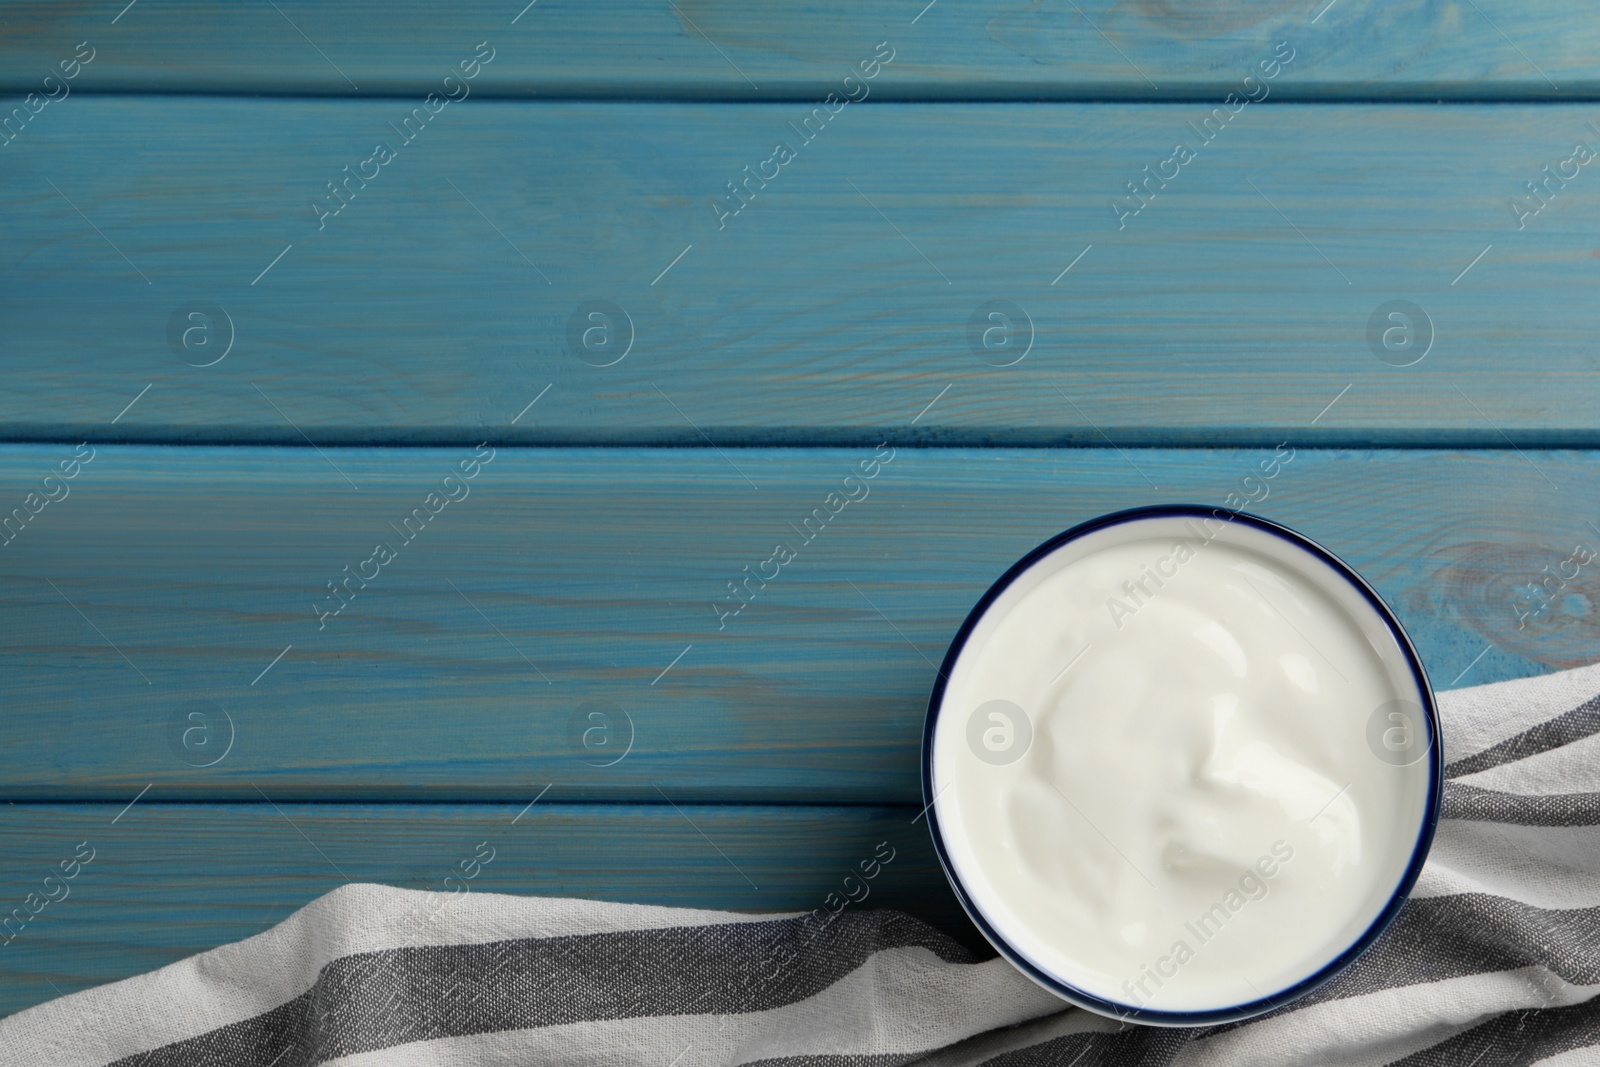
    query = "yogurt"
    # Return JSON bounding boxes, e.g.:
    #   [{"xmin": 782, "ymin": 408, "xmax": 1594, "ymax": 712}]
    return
[{"xmin": 925, "ymin": 507, "xmax": 1439, "ymax": 1023}]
